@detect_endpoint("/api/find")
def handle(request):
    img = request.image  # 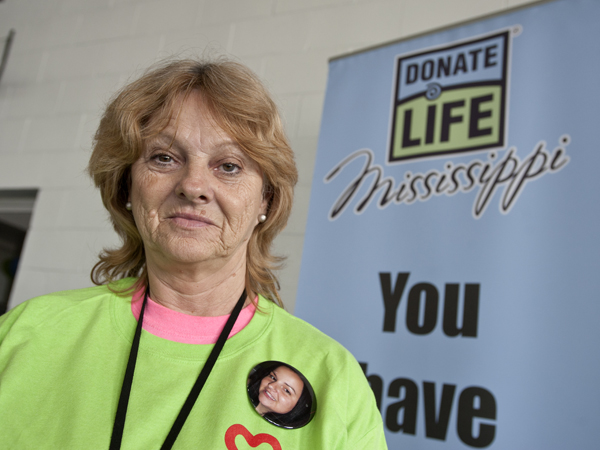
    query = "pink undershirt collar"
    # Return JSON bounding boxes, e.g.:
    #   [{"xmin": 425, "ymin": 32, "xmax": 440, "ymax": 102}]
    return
[{"xmin": 131, "ymin": 287, "xmax": 256, "ymax": 344}]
